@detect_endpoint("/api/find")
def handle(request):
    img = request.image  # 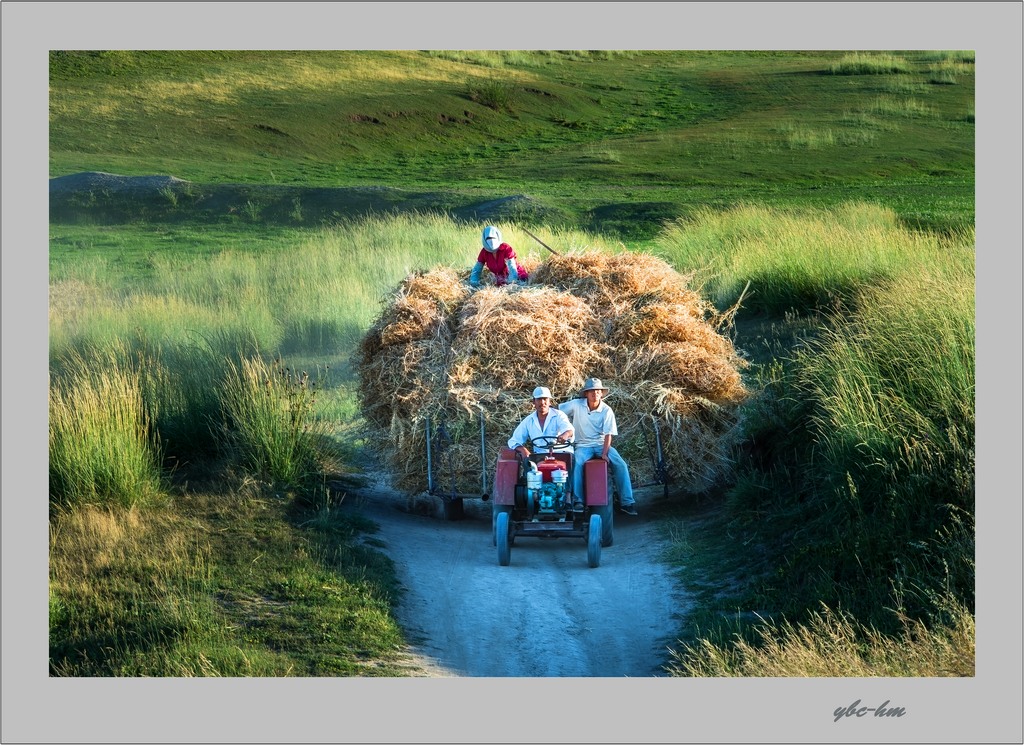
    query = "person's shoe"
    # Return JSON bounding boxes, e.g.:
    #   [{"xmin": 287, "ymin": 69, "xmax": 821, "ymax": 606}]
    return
[
  {"xmin": 572, "ymin": 499, "xmax": 584, "ymax": 511},
  {"xmin": 618, "ymin": 503, "xmax": 638, "ymax": 516}
]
